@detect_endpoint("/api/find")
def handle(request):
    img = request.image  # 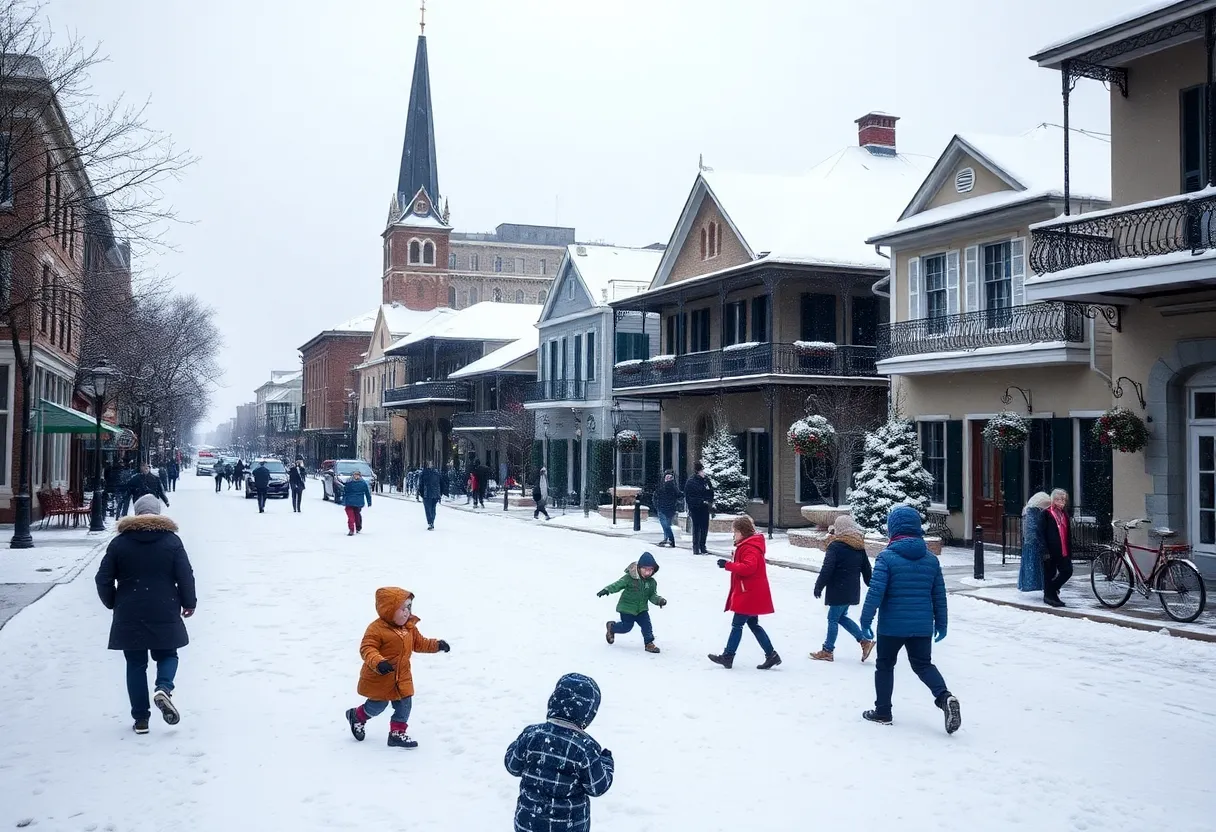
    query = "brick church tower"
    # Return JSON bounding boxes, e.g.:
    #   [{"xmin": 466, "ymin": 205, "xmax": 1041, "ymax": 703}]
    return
[{"xmin": 382, "ymin": 23, "xmax": 451, "ymax": 310}]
